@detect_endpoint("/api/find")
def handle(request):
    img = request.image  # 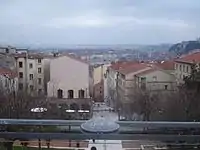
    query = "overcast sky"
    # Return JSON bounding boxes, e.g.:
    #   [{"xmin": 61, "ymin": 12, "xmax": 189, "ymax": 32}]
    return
[{"xmin": 0, "ymin": 0, "xmax": 200, "ymax": 47}]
